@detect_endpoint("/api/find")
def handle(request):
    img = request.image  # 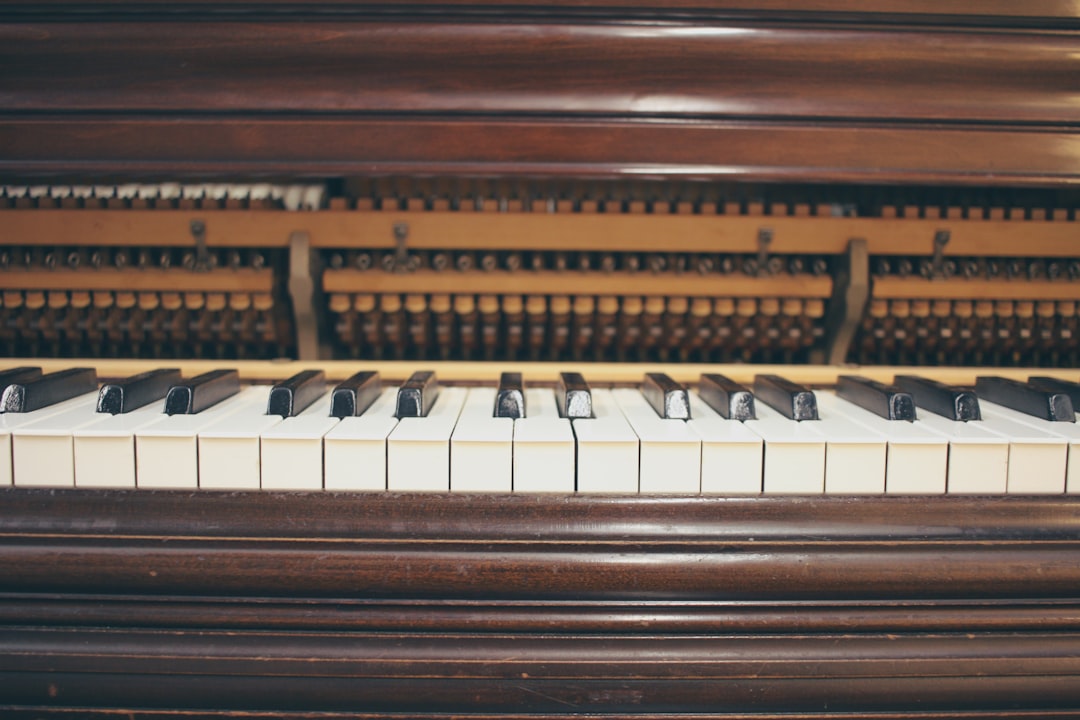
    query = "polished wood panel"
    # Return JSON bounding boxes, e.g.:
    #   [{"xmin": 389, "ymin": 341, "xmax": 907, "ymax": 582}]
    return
[
  {"xmin": 2, "ymin": 8, "xmax": 1077, "ymax": 183},
  {"xmin": 4, "ymin": 21, "xmax": 1075, "ymax": 123},
  {"xmin": 1, "ymin": 490, "xmax": 1080, "ymax": 714}
]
